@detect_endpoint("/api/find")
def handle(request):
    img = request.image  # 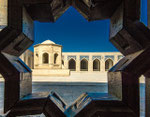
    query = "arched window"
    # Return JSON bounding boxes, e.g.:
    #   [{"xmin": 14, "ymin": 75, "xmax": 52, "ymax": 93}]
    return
[
  {"xmin": 69, "ymin": 59, "xmax": 76, "ymax": 71},
  {"xmin": 28, "ymin": 57, "xmax": 31, "ymax": 68},
  {"xmin": 80, "ymin": 59, "xmax": 88, "ymax": 71},
  {"xmin": 54, "ymin": 53, "xmax": 58, "ymax": 64},
  {"xmin": 105, "ymin": 59, "xmax": 113, "ymax": 71},
  {"xmin": 62, "ymin": 60, "xmax": 64, "ymax": 65},
  {"xmin": 93, "ymin": 59, "xmax": 100, "ymax": 71},
  {"xmin": 43, "ymin": 53, "xmax": 49, "ymax": 64}
]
